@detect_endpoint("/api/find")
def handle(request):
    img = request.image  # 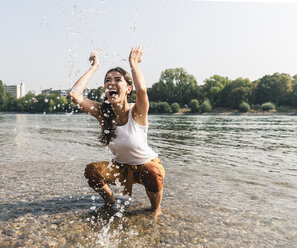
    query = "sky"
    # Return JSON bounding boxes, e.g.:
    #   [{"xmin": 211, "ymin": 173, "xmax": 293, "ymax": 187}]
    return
[{"xmin": 1, "ymin": 0, "xmax": 297, "ymax": 93}]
